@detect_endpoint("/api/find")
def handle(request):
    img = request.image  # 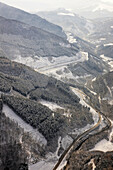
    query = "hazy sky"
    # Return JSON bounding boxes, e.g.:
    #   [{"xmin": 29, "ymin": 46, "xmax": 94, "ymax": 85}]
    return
[{"xmin": 0, "ymin": 0, "xmax": 113, "ymax": 12}]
